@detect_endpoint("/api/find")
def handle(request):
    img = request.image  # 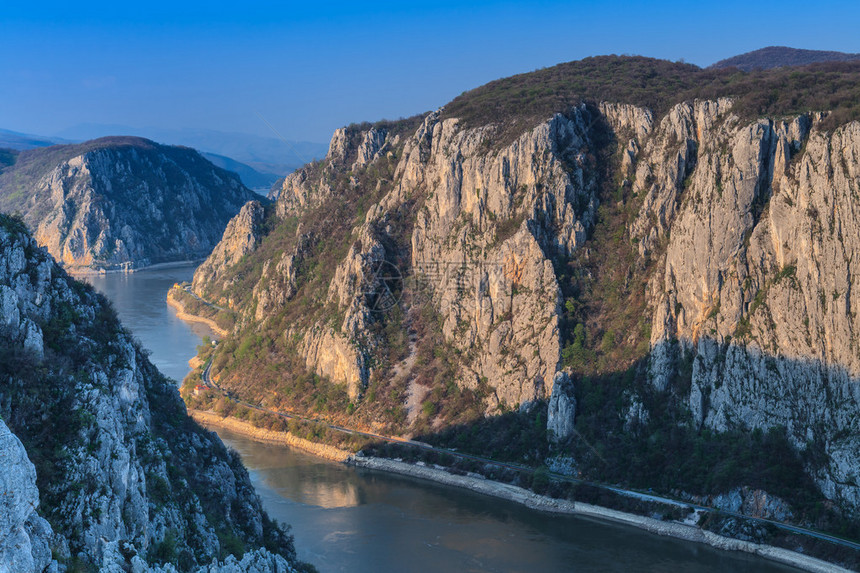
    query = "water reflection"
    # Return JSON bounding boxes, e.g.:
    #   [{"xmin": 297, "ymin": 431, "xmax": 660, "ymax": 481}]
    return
[{"xmin": 212, "ymin": 425, "xmax": 802, "ymax": 573}]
